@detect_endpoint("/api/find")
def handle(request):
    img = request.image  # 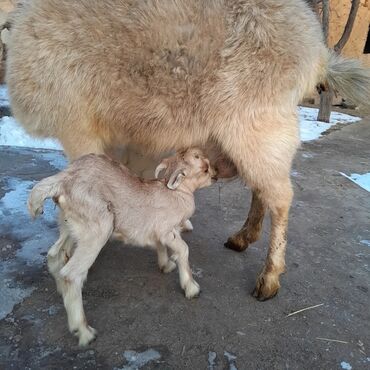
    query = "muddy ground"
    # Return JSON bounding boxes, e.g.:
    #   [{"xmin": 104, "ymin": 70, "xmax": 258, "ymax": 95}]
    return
[{"xmin": 0, "ymin": 117, "xmax": 369, "ymax": 369}]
